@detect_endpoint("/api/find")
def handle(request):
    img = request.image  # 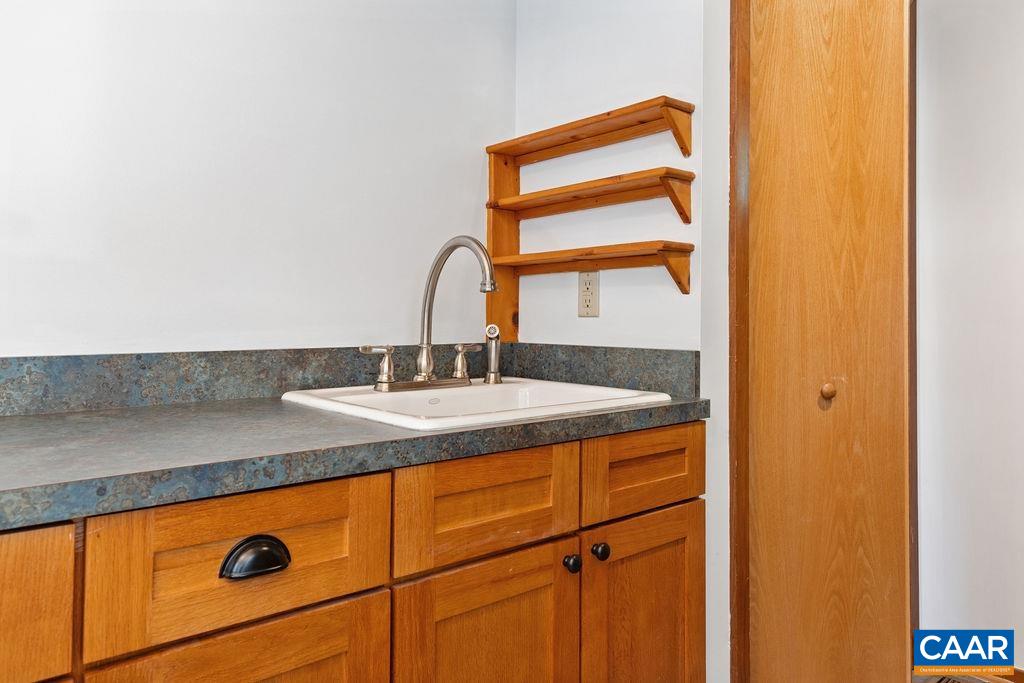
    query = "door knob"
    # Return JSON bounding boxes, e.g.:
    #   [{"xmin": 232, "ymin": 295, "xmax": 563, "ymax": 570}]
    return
[
  {"xmin": 562, "ymin": 554, "xmax": 583, "ymax": 574},
  {"xmin": 820, "ymin": 382, "xmax": 837, "ymax": 400},
  {"xmin": 590, "ymin": 542, "xmax": 612, "ymax": 561}
]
